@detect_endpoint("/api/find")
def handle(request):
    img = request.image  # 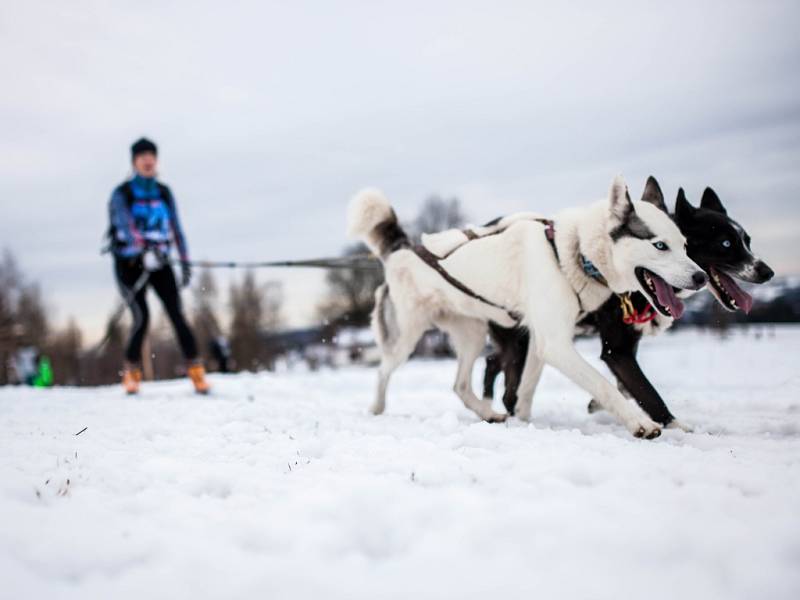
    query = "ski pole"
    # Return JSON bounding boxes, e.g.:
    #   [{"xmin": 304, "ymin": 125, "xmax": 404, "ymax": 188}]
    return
[{"xmin": 87, "ymin": 266, "xmax": 151, "ymax": 355}]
